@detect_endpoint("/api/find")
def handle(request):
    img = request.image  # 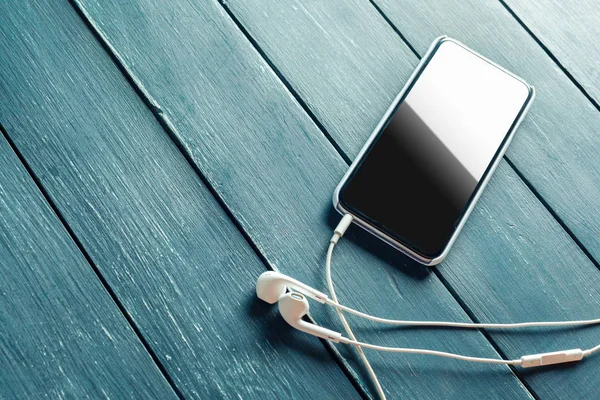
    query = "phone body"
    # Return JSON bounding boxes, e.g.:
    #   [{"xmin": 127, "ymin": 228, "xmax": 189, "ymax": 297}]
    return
[{"xmin": 333, "ymin": 36, "xmax": 535, "ymax": 266}]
